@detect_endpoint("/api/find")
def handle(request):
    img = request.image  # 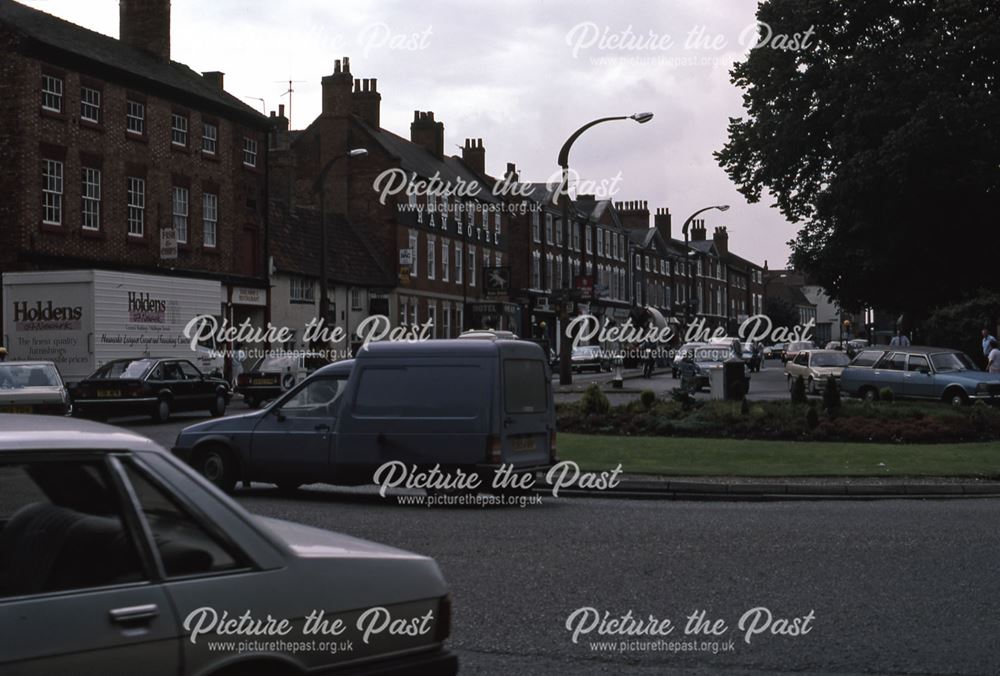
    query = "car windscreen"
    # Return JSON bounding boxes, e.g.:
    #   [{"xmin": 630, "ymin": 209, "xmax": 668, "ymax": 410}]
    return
[
  {"xmin": 930, "ymin": 352, "xmax": 977, "ymax": 372},
  {"xmin": 92, "ymin": 359, "xmax": 155, "ymax": 380},
  {"xmin": 789, "ymin": 342, "xmax": 813, "ymax": 351},
  {"xmin": 572, "ymin": 346, "xmax": 599, "ymax": 357},
  {"xmin": 811, "ymin": 353, "xmax": 850, "ymax": 367},
  {"xmin": 504, "ymin": 359, "xmax": 547, "ymax": 414},
  {"xmin": 0, "ymin": 364, "xmax": 62, "ymax": 389},
  {"xmin": 352, "ymin": 364, "xmax": 485, "ymax": 418},
  {"xmin": 694, "ymin": 347, "xmax": 732, "ymax": 363},
  {"xmin": 257, "ymin": 356, "xmax": 296, "ymax": 372}
]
